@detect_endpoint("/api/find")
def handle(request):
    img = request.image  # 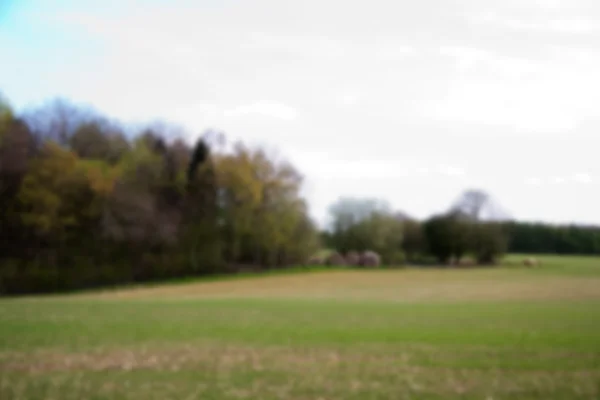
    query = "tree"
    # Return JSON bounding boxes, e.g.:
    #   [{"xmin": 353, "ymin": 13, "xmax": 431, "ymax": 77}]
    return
[
  {"xmin": 69, "ymin": 122, "xmax": 111, "ymax": 160},
  {"xmin": 423, "ymin": 214, "xmax": 455, "ymax": 264},
  {"xmin": 181, "ymin": 136, "xmax": 222, "ymax": 272},
  {"xmin": 102, "ymin": 137, "xmax": 177, "ymax": 247},
  {"xmin": 66, "ymin": 121, "xmax": 129, "ymax": 164},
  {"xmin": 22, "ymin": 98, "xmax": 96, "ymax": 146},
  {"xmin": 326, "ymin": 197, "xmax": 404, "ymax": 264},
  {"xmin": 328, "ymin": 197, "xmax": 391, "ymax": 234},
  {"xmin": 0, "ymin": 117, "xmax": 35, "ymax": 185},
  {"xmin": 448, "ymin": 210, "xmax": 472, "ymax": 263},
  {"xmin": 0, "ymin": 95, "xmax": 11, "ymax": 134},
  {"xmin": 357, "ymin": 212, "xmax": 404, "ymax": 264},
  {"xmin": 0, "ymin": 107, "xmax": 37, "ymax": 259},
  {"xmin": 1, "ymin": 92, "xmax": 324, "ymax": 293},
  {"xmin": 448, "ymin": 189, "xmax": 510, "ymax": 263},
  {"xmin": 402, "ymin": 219, "xmax": 425, "ymax": 262},
  {"xmin": 327, "ymin": 197, "xmax": 392, "ymax": 253},
  {"xmin": 423, "ymin": 211, "xmax": 471, "ymax": 264},
  {"xmin": 16, "ymin": 142, "xmax": 107, "ymax": 265},
  {"xmin": 472, "ymin": 222, "xmax": 508, "ymax": 264},
  {"xmin": 213, "ymin": 142, "xmax": 317, "ymax": 268},
  {"xmin": 450, "ymin": 189, "xmax": 511, "ymax": 222}
]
